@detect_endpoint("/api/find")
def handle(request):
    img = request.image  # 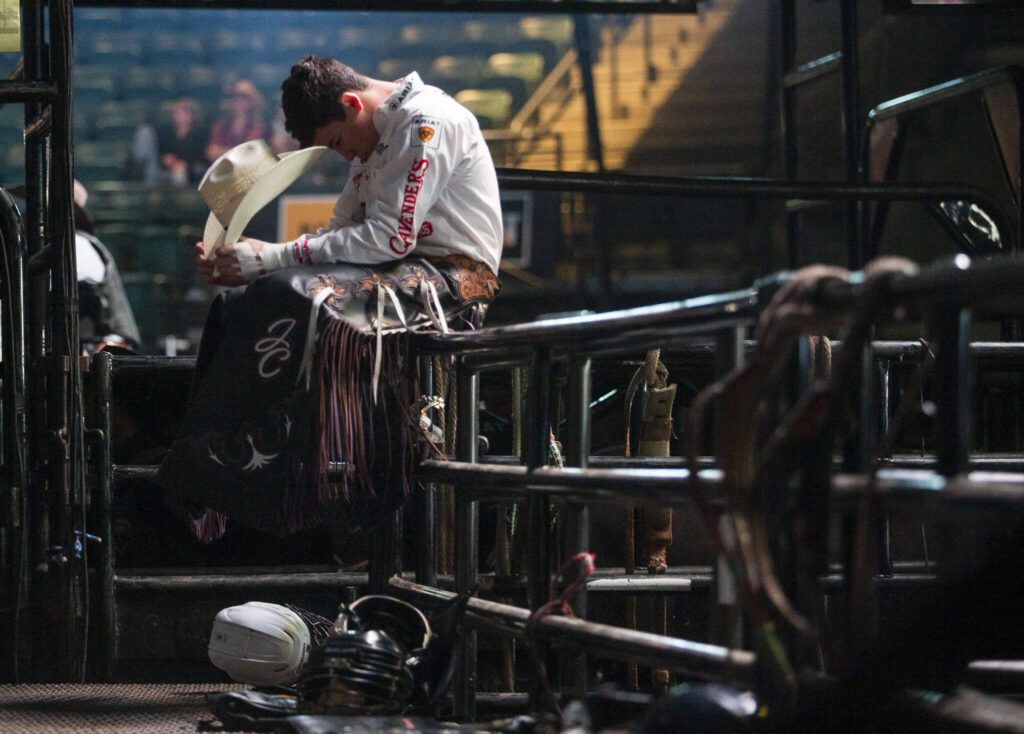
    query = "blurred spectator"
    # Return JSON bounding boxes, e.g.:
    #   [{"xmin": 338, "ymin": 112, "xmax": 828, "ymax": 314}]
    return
[
  {"xmin": 206, "ymin": 79, "xmax": 267, "ymax": 163},
  {"xmin": 159, "ymin": 98, "xmax": 207, "ymax": 186},
  {"xmin": 127, "ymin": 98, "xmax": 207, "ymax": 187},
  {"xmin": 269, "ymin": 106, "xmax": 299, "ymax": 155},
  {"xmin": 73, "ymin": 180, "xmax": 142, "ymax": 354}
]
